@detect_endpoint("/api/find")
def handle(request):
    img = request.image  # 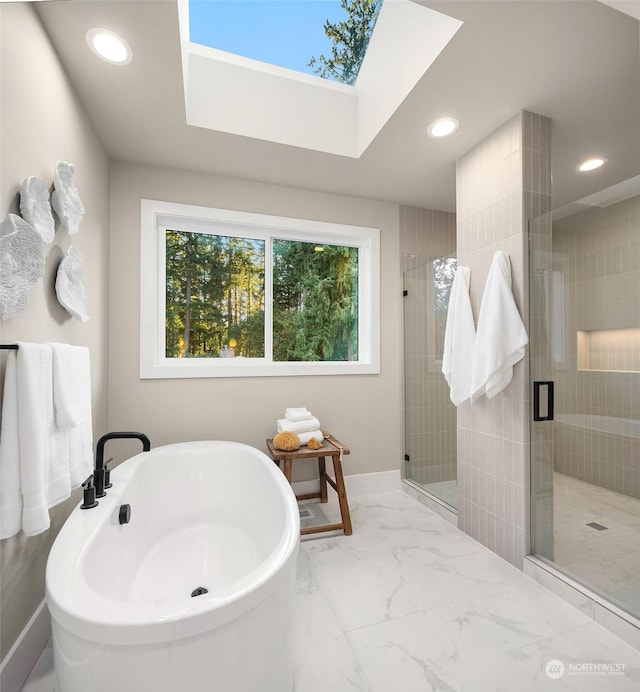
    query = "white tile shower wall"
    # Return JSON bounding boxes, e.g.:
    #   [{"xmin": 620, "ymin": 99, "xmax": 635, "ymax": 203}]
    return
[
  {"xmin": 400, "ymin": 206, "xmax": 456, "ymax": 485},
  {"xmin": 404, "ymin": 263, "xmax": 457, "ymax": 484},
  {"xmin": 400, "ymin": 206, "xmax": 456, "ymax": 274},
  {"xmin": 456, "ymin": 111, "xmax": 551, "ymax": 569},
  {"xmin": 553, "ymin": 196, "xmax": 640, "ymax": 418},
  {"xmin": 550, "ymin": 195, "xmax": 640, "ymax": 497},
  {"xmin": 554, "ymin": 422, "xmax": 640, "ymax": 499}
]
